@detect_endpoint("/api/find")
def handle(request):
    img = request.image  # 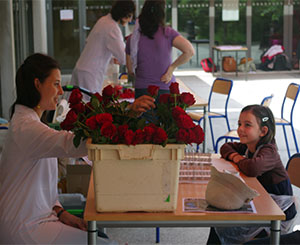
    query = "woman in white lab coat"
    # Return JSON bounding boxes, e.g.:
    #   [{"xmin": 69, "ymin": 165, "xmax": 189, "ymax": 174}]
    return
[
  {"xmin": 0, "ymin": 53, "xmax": 155, "ymax": 244},
  {"xmin": 71, "ymin": 0, "xmax": 135, "ymax": 100}
]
